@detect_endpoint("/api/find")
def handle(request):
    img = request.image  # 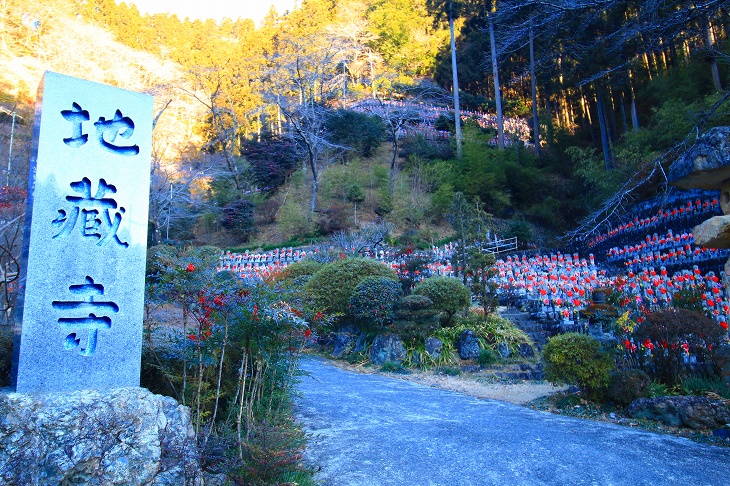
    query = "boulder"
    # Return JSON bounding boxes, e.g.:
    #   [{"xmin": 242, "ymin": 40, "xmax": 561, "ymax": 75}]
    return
[
  {"xmin": 668, "ymin": 126, "xmax": 730, "ymax": 190},
  {"xmin": 628, "ymin": 395, "xmax": 730, "ymax": 430},
  {"xmin": 369, "ymin": 334, "xmax": 406, "ymax": 365},
  {"xmin": 457, "ymin": 330, "xmax": 481, "ymax": 360},
  {"xmin": 692, "ymin": 215, "xmax": 730, "ymax": 249},
  {"xmin": 354, "ymin": 333, "xmax": 368, "ymax": 353},
  {"xmin": 333, "ymin": 325, "xmax": 358, "ymax": 358},
  {"xmin": 519, "ymin": 342, "xmax": 535, "ymax": 359},
  {"xmin": 0, "ymin": 387, "xmax": 202, "ymax": 485},
  {"xmin": 498, "ymin": 342, "xmax": 511, "ymax": 359},
  {"xmin": 425, "ymin": 337, "xmax": 443, "ymax": 359}
]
